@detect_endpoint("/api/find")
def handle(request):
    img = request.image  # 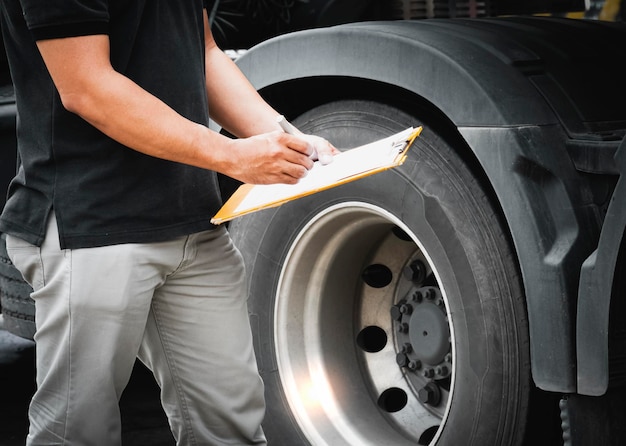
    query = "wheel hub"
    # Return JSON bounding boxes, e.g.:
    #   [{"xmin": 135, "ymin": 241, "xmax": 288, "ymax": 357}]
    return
[{"xmin": 393, "ymin": 286, "xmax": 452, "ymax": 382}]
